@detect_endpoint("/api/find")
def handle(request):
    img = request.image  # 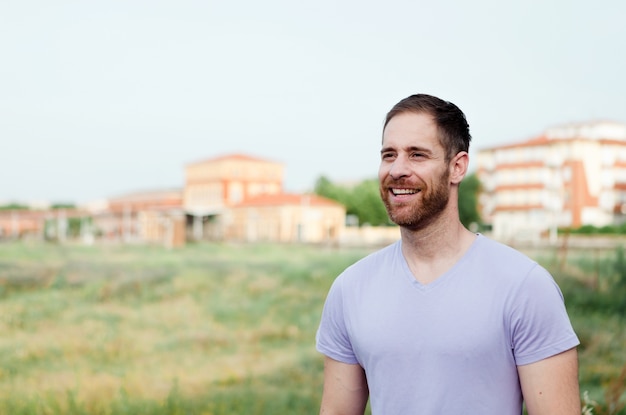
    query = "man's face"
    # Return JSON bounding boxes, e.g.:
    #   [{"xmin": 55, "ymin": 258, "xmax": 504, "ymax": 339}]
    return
[{"xmin": 378, "ymin": 112, "xmax": 451, "ymax": 230}]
